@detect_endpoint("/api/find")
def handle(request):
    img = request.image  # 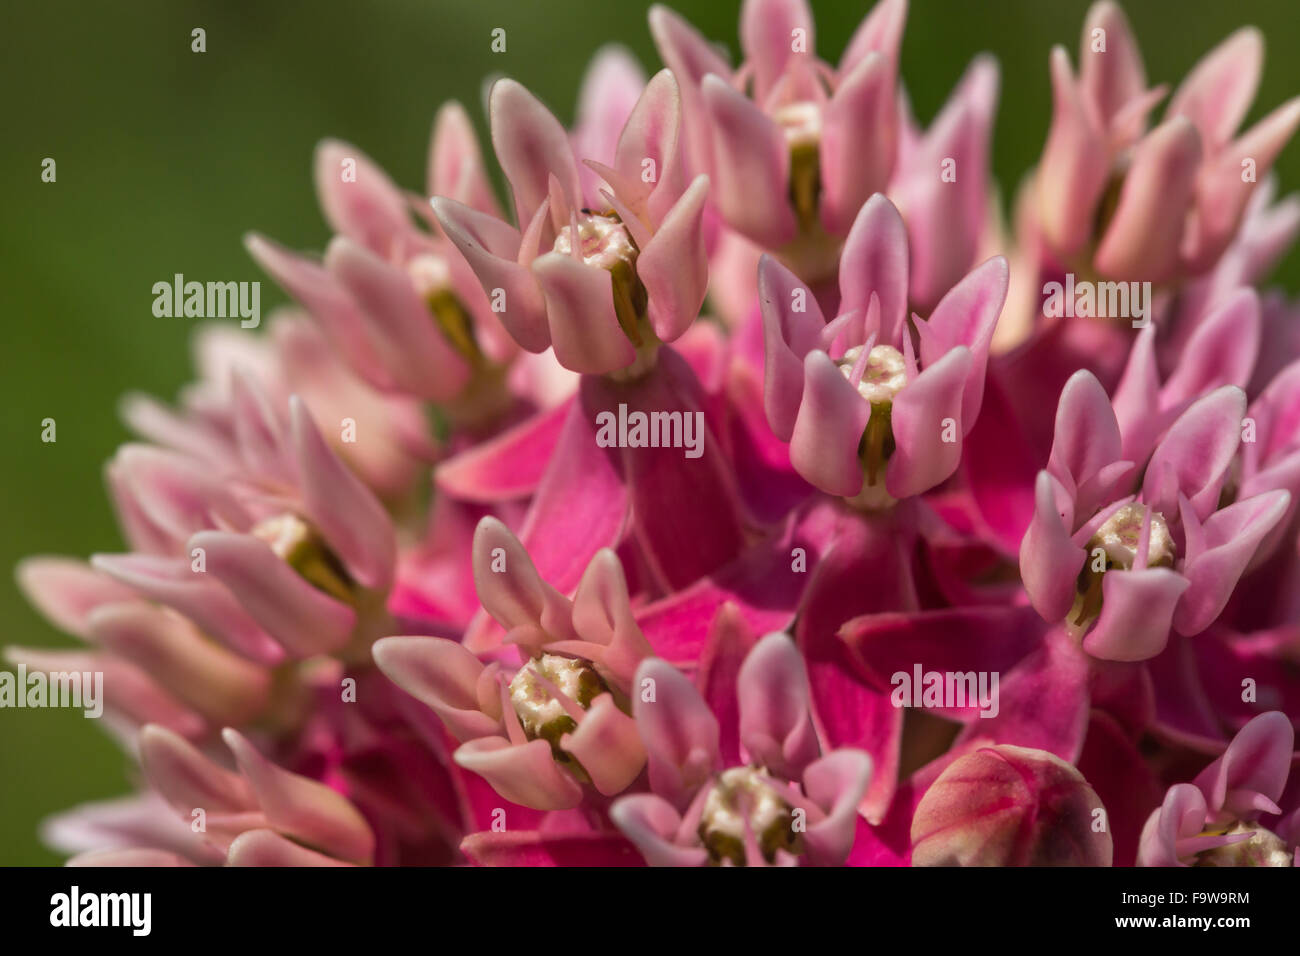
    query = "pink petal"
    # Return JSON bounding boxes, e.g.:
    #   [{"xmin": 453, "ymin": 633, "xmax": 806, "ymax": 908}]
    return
[
  {"xmin": 227, "ymin": 828, "xmax": 356, "ymax": 867},
  {"xmin": 15, "ymin": 557, "xmax": 137, "ymax": 640},
  {"xmin": 700, "ymin": 74, "xmax": 796, "ymax": 247},
  {"xmin": 759, "ymin": 254, "xmax": 825, "ymax": 441},
  {"xmin": 313, "ymin": 139, "xmax": 414, "ymax": 256},
  {"xmin": 531, "ymin": 252, "xmax": 636, "ymax": 374},
  {"xmin": 638, "ymin": 174, "xmax": 710, "ymax": 344},
  {"xmin": 430, "ymin": 196, "xmax": 550, "ymax": 353},
  {"xmin": 633, "ymin": 657, "xmax": 721, "ymax": 808},
  {"xmin": 838, "ymin": 193, "xmax": 910, "ymax": 347},
  {"xmin": 489, "ymin": 78, "xmax": 581, "ymax": 226},
  {"xmin": 188, "ymin": 530, "xmax": 355, "ymax": 658},
  {"xmin": 85, "ymin": 602, "xmax": 269, "ymax": 726},
  {"xmin": 887, "ymin": 346, "xmax": 973, "ymax": 498},
  {"xmin": 1094, "ymin": 117, "xmax": 1203, "ymax": 282},
  {"xmin": 1168, "ymin": 27, "xmax": 1263, "ymax": 153},
  {"xmin": 290, "ymin": 395, "xmax": 396, "ymax": 591},
  {"xmin": 737, "ymin": 633, "xmax": 821, "ymax": 779},
  {"xmin": 1174, "ymin": 490, "xmax": 1290, "ymax": 635},
  {"xmin": 371, "ymin": 636, "xmax": 502, "ymax": 742},
  {"xmin": 324, "ymin": 236, "xmax": 471, "ymax": 402},
  {"xmin": 223, "ymin": 728, "xmax": 375, "ymax": 864},
  {"xmin": 1142, "ymin": 385, "xmax": 1246, "ymax": 523},
  {"xmin": 1078, "ymin": 1, "xmax": 1147, "ymax": 125},
  {"xmin": 1036, "ymin": 46, "xmax": 1109, "ymax": 257},
  {"xmin": 820, "ymin": 53, "xmax": 897, "ymax": 237},
  {"xmin": 1082, "ymin": 568, "xmax": 1188, "ymax": 661},
  {"xmin": 915, "ymin": 255, "xmax": 1008, "ymax": 430},
  {"xmin": 429, "ymin": 101, "xmax": 500, "ymax": 216},
  {"xmin": 790, "ymin": 350, "xmax": 871, "ymax": 497},
  {"xmin": 454, "ymin": 737, "xmax": 585, "ymax": 811},
  {"xmin": 560, "ymin": 694, "xmax": 647, "ymax": 796}
]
